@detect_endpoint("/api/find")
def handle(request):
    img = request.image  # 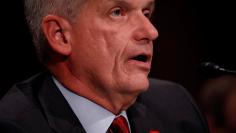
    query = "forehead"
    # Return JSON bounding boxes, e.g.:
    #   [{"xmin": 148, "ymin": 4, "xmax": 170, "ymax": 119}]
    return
[
  {"xmin": 89, "ymin": 0, "xmax": 155, "ymax": 8},
  {"xmin": 106, "ymin": 0, "xmax": 155, "ymax": 3}
]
